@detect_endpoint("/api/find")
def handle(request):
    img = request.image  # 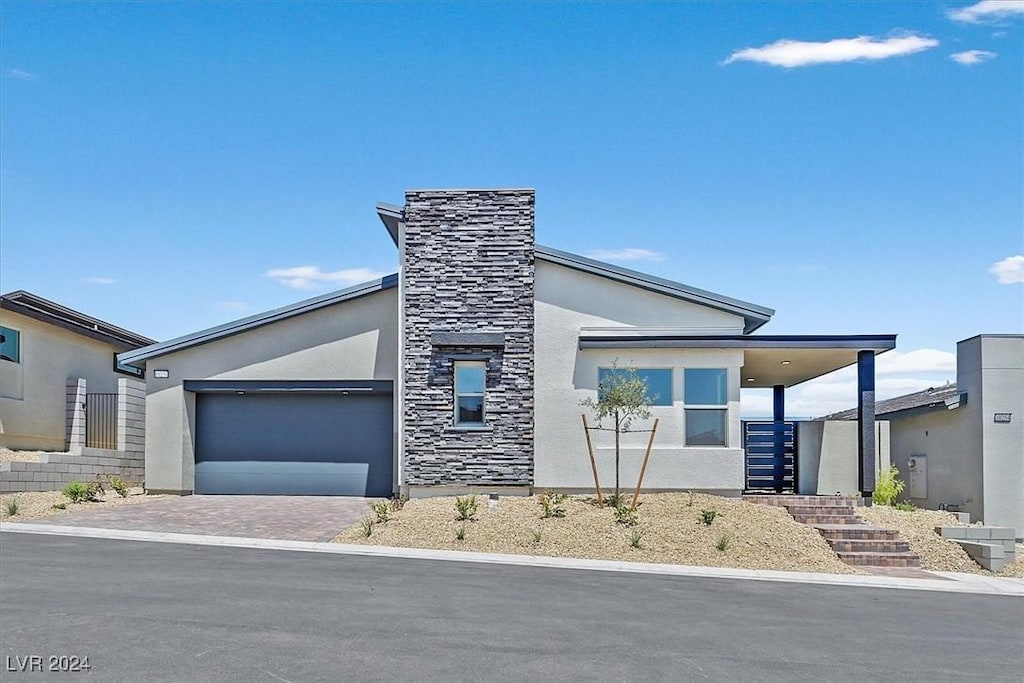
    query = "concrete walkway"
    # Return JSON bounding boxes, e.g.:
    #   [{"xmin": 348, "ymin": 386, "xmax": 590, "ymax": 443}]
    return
[
  {"xmin": 19, "ymin": 495, "xmax": 375, "ymax": 542},
  {"xmin": 4, "ymin": 522, "xmax": 1022, "ymax": 596}
]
